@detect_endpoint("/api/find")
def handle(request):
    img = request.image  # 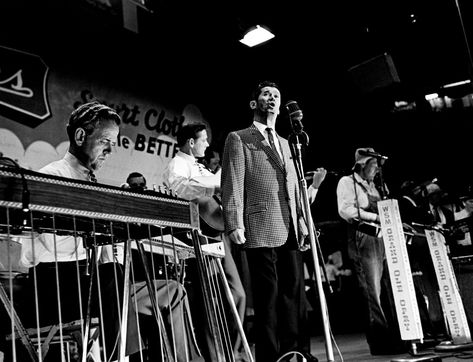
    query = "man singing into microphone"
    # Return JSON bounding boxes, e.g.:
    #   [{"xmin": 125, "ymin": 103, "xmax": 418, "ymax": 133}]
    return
[
  {"xmin": 221, "ymin": 80, "xmax": 326, "ymax": 362},
  {"xmin": 336, "ymin": 147, "xmax": 406, "ymax": 356}
]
